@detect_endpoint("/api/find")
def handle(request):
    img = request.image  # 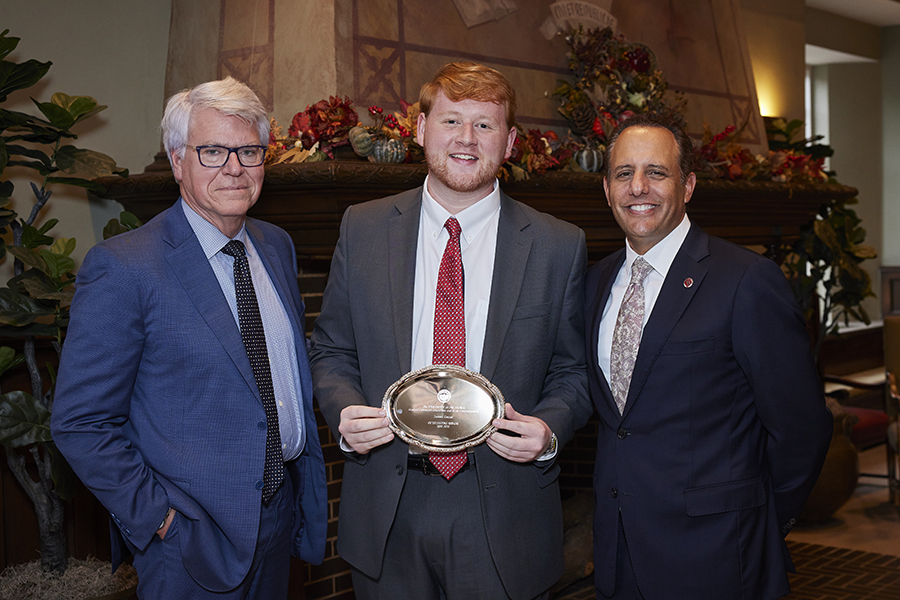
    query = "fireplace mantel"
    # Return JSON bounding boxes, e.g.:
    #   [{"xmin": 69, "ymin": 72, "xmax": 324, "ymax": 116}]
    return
[{"xmin": 99, "ymin": 160, "xmax": 858, "ymax": 264}]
